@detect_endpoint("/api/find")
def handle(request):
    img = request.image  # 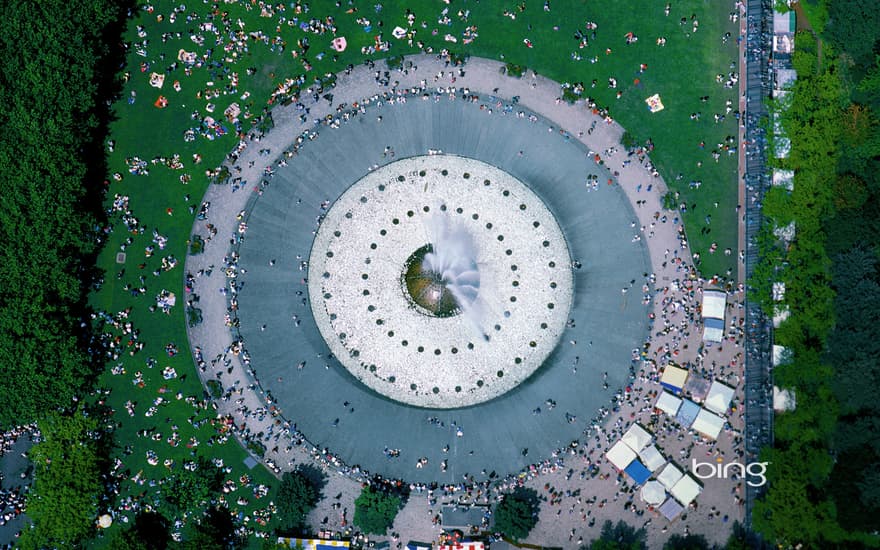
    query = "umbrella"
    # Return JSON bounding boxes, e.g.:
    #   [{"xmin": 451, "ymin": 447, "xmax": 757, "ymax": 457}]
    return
[
  {"xmin": 97, "ymin": 514, "xmax": 113, "ymax": 528},
  {"xmin": 331, "ymin": 37, "xmax": 347, "ymax": 51},
  {"xmin": 641, "ymin": 480, "xmax": 665, "ymax": 505}
]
